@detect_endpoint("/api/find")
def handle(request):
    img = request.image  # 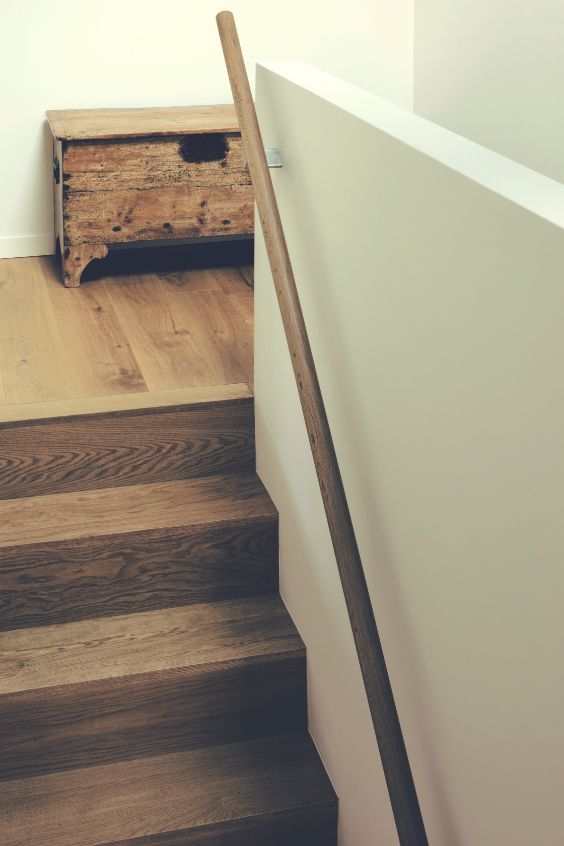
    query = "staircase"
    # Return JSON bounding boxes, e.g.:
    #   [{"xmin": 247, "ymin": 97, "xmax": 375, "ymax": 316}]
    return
[{"xmin": 0, "ymin": 386, "xmax": 337, "ymax": 845}]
